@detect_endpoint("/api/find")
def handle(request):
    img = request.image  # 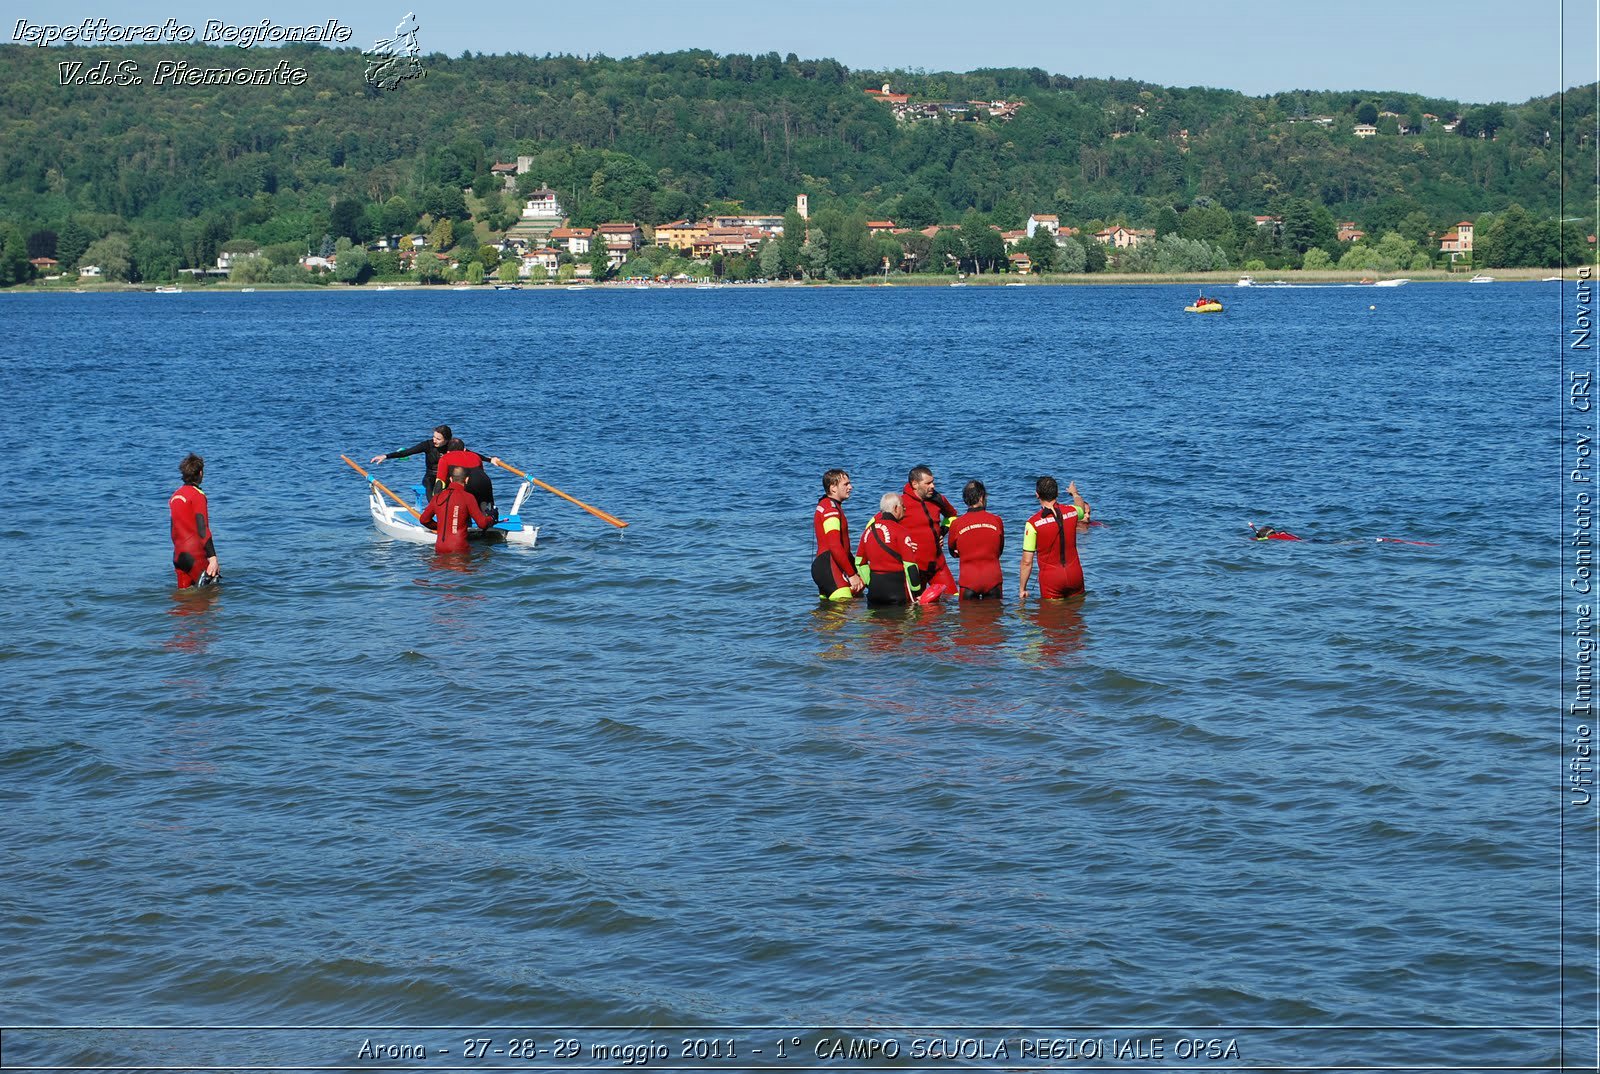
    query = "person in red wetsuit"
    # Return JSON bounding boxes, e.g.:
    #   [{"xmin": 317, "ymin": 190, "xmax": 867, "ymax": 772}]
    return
[
  {"xmin": 1019, "ymin": 475, "xmax": 1090, "ymax": 600},
  {"xmin": 947, "ymin": 479, "xmax": 1005, "ymax": 600},
  {"xmin": 855, "ymin": 492, "xmax": 923, "ymax": 606},
  {"xmin": 419, "ymin": 466, "xmax": 491, "ymax": 553},
  {"xmin": 169, "ymin": 453, "xmax": 219, "ymax": 588},
  {"xmin": 899, "ymin": 464, "xmax": 958, "ymax": 601},
  {"xmin": 1250, "ymin": 523, "xmax": 1303, "ymax": 541},
  {"xmin": 812, "ymin": 468, "xmax": 864, "ymax": 601},
  {"xmin": 435, "ymin": 438, "xmax": 503, "ymax": 524}
]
